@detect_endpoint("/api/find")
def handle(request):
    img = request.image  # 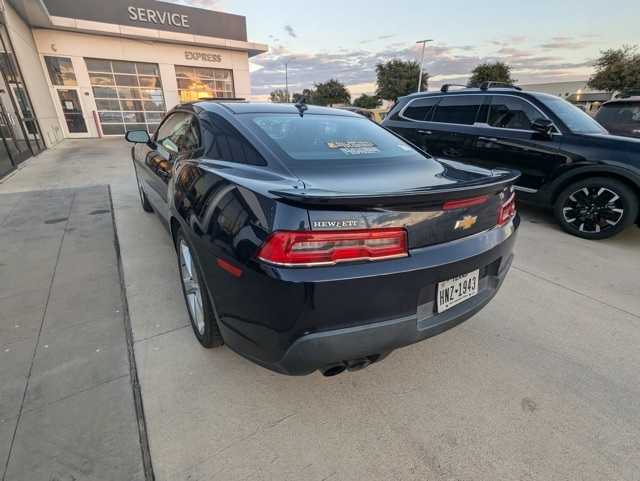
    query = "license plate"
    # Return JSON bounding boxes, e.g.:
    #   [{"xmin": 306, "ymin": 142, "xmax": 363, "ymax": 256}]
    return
[{"xmin": 437, "ymin": 269, "xmax": 480, "ymax": 313}]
